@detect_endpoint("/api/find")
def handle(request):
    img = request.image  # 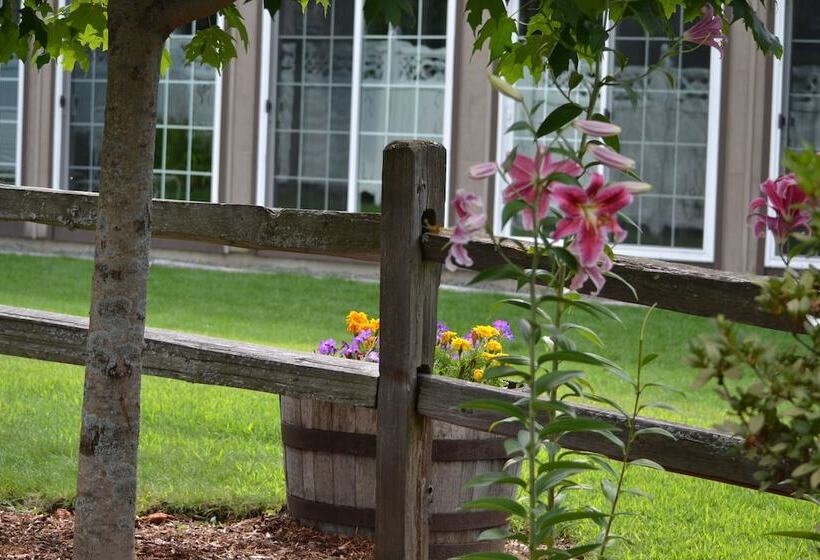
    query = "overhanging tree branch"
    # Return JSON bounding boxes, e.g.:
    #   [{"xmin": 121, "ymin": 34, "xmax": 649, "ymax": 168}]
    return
[{"xmin": 159, "ymin": 0, "xmax": 238, "ymax": 35}]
